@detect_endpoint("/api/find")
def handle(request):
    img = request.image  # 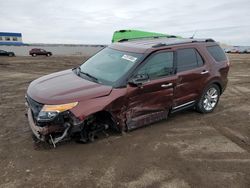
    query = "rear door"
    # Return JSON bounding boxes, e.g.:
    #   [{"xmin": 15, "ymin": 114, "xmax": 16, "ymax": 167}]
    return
[
  {"xmin": 173, "ymin": 48, "xmax": 209, "ymax": 109},
  {"xmin": 126, "ymin": 50, "xmax": 177, "ymax": 130}
]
